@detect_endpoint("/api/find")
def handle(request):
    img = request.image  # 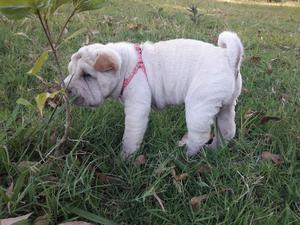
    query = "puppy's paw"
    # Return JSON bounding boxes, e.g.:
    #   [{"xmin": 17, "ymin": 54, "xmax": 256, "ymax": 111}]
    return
[
  {"xmin": 177, "ymin": 133, "xmax": 188, "ymax": 147},
  {"xmin": 120, "ymin": 150, "xmax": 134, "ymax": 160}
]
